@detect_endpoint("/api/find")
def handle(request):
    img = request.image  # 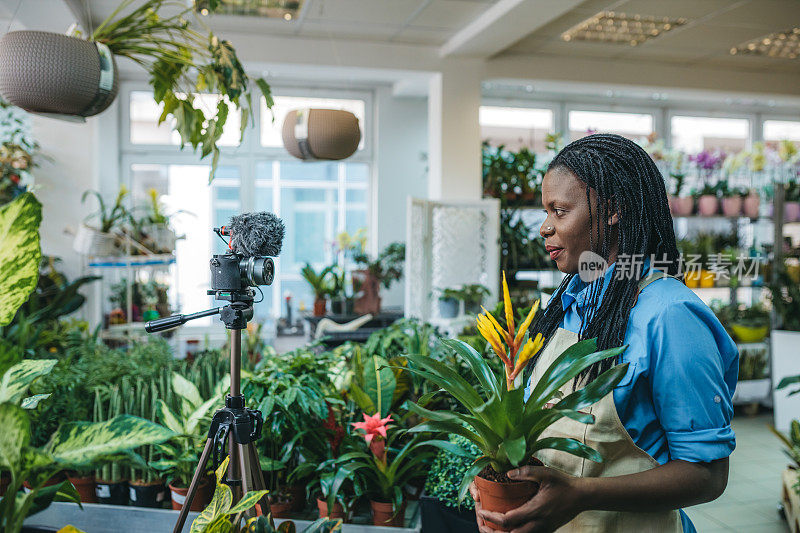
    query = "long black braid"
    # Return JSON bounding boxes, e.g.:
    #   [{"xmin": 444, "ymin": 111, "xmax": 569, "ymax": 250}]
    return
[{"xmin": 524, "ymin": 133, "xmax": 682, "ymax": 386}]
